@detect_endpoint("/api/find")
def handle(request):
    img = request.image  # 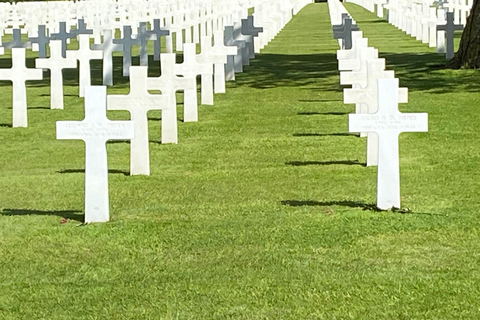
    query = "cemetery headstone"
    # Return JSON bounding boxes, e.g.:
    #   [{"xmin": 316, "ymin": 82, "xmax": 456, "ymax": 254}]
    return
[
  {"xmin": 437, "ymin": 12, "xmax": 463, "ymax": 59},
  {"xmin": 107, "ymin": 66, "xmax": 170, "ymax": 176},
  {"xmin": 0, "ymin": 48, "xmax": 43, "ymax": 127},
  {"xmin": 66, "ymin": 34, "xmax": 103, "ymax": 97},
  {"xmin": 146, "ymin": 53, "xmax": 196, "ymax": 144},
  {"xmin": 3, "ymin": 29, "xmax": 31, "ymax": 49},
  {"xmin": 28, "ymin": 25, "xmax": 49, "ymax": 58},
  {"xmin": 148, "ymin": 19, "xmax": 170, "ymax": 61},
  {"xmin": 113, "ymin": 25, "xmax": 140, "ymax": 77},
  {"xmin": 50, "ymin": 21, "xmax": 76, "ymax": 58},
  {"xmin": 92, "ymin": 29, "xmax": 123, "ymax": 86},
  {"xmin": 349, "ymin": 78, "xmax": 428, "ymax": 209},
  {"xmin": 56, "ymin": 86, "xmax": 134, "ymax": 223},
  {"xmin": 35, "ymin": 40, "xmax": 77, "ymax": 110}
]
